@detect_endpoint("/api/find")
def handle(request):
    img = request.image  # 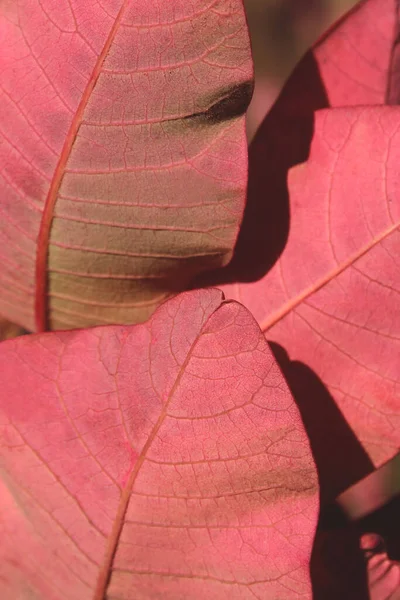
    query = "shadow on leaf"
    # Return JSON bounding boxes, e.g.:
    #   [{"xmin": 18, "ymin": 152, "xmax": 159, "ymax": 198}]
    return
[
  {"xmin": 195, "ymin": 51, "xmax": 330, "ymax": 287},
  {"xmin": 269, "ymin": 341, "xmax": 374, "ymax": 599}
]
